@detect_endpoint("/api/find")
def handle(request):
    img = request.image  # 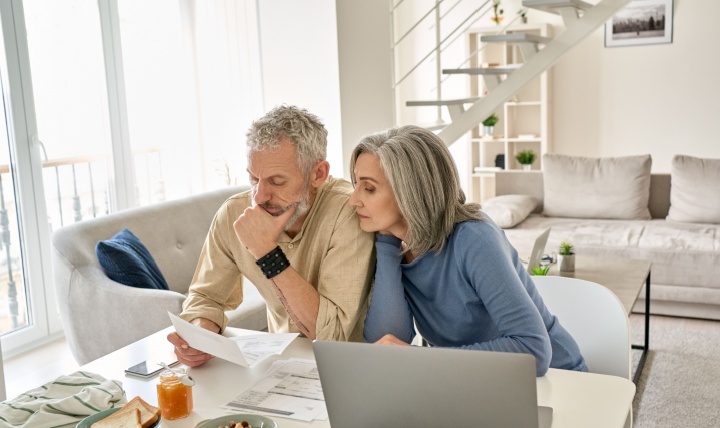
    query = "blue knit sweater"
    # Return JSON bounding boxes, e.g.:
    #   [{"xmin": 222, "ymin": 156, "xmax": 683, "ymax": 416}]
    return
[{"xmin": 364, "ymin": 216, "xmax": 588, "ymax": 376}]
